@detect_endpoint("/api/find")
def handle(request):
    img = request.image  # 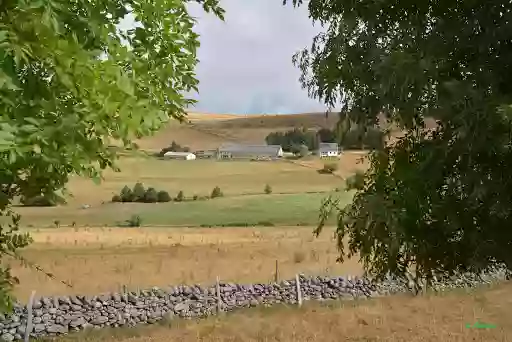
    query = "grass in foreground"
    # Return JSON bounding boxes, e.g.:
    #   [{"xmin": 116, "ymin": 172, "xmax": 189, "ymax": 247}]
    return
[
  {"xmin": 44, "ymin": 283, "xmax": 512, "ymax": 342},
  {"xmin": 15, "ymin": 192, "xmax": 351, "ymax": 228},
  {"xmin": 11, "ymin": 226, "xmax": 362, "ymax": 298}
]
